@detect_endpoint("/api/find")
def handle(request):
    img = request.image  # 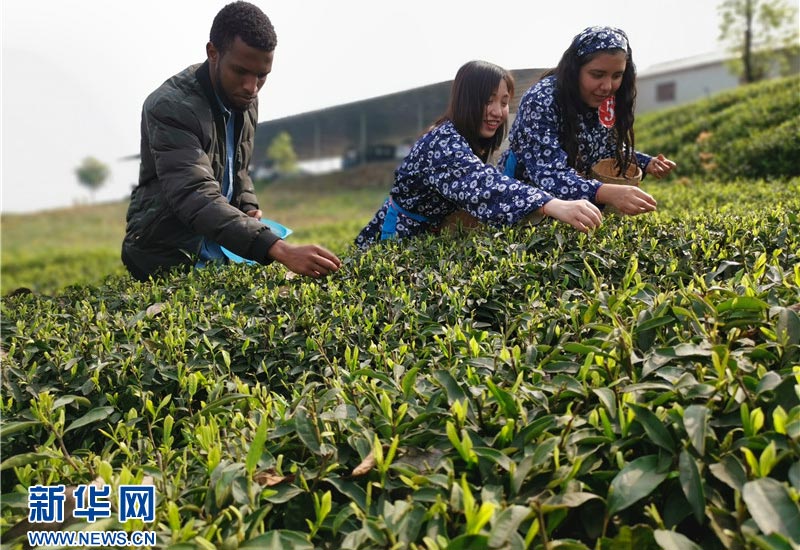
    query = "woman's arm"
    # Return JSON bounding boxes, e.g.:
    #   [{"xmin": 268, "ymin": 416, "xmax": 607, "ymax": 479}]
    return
[
  {"xmin": 430, "ymin": 135, "xmax": 552, "ymax": 227},
  {"xmin": 431, "ymin": 132, "xmax": 602, "ymax": 232}
]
